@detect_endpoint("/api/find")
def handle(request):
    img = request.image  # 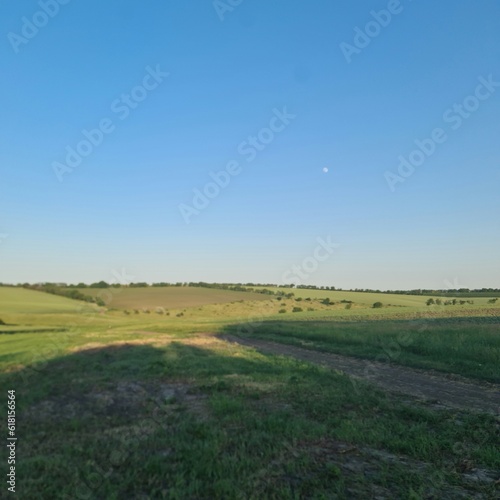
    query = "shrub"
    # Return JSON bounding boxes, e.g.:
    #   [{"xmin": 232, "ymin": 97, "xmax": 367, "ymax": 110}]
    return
[
  {"xmin": 305, "ymin": 297, "xmax": 311, "ymax": 301},
  {"xmin": 123, "ymin": 310, "xmax": 130, "ymax": 315},
  {"xmin": 292, "ymin": 307, "xmax": 303, "ymax": 313},
  {"xmin": 279, "ymin": 309, "xmax": 287, "ymax": 314},
  {"xmin": 0, "ymin": 318, "xmax": 5, "ymax": 325},
  {"xmin": 372, "ymin": 302, "xmax": 383, "ymax": 309},
  {"xmin": 307, "ymin": 308, "xmax": 315, "ymax": 311},
  {"xmin": 426, "ymin": 298, "xmax": 435, "ymax": 306},
  {"xmin": 321, "ymin": 298, "xmax": 331, "ymax": 305},
  {"xmin": 176, "ymin": 312, "xmax": 184, "ymax": 317},
  {"xmin": 134, "ymin": 309, "xmax": 140, "ymax": 314},
  {"xmin": 345, "ymin": 303, "xmax": 352, "ymax": 310},
  {"xmin": 295, "ymin": 297, "xmax": 303, "ymax": 302}
]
